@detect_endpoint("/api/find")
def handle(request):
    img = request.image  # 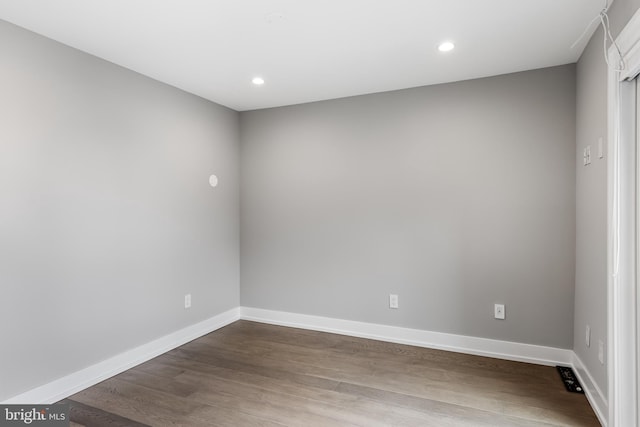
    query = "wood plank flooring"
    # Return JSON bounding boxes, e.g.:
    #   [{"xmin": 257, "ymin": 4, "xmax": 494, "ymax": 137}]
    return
[{"xmin": 64, "ymin": 320, "xmax": 600, "ymax": 426}]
